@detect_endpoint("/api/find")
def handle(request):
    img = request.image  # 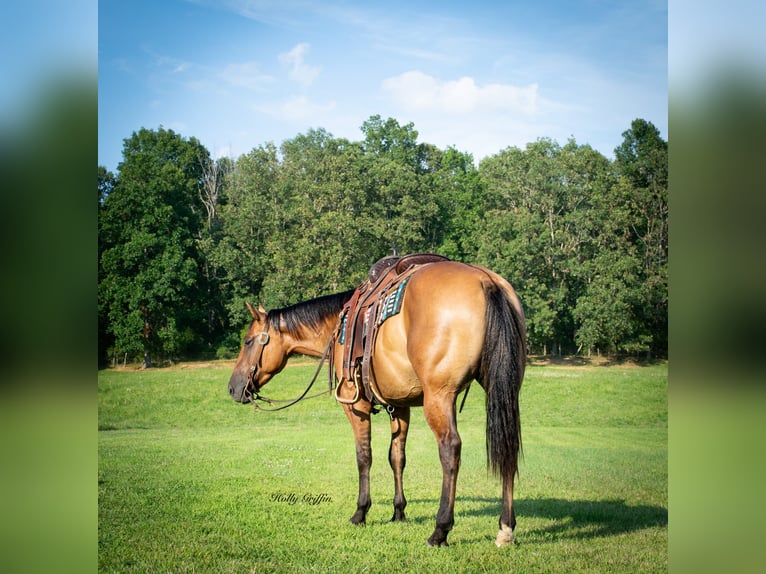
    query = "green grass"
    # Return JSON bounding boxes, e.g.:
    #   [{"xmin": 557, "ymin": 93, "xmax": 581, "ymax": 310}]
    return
[{"xmin": 99, "ymin": 361, "xmax": 667, "ymax": 573}]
